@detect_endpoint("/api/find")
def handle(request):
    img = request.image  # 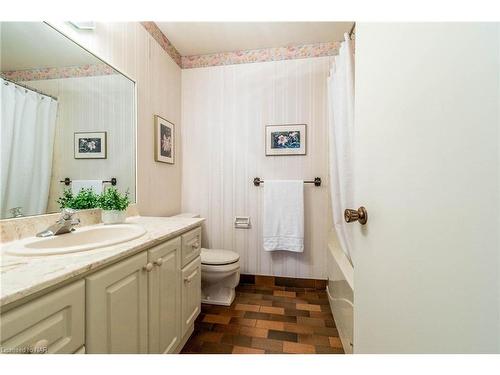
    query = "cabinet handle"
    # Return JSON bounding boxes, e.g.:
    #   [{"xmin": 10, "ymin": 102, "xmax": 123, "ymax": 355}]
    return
[
  {"xmin": 184, "ymin": 268, "xmax": 199, "ymax": 283},
  {"xmin": 154, "ymin": 258, "xmax": 163, "ymax": 266},
  {"xmin": 192, "ymin": 240, "xmax": 199, "ymax": 249},
  {"xmin": 32, "ymin": 339, "xmax": 49, "ymax": 354},
  {"xmin": 143, "ymin": 262, "xmax": 154, "ymax": 272}
]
